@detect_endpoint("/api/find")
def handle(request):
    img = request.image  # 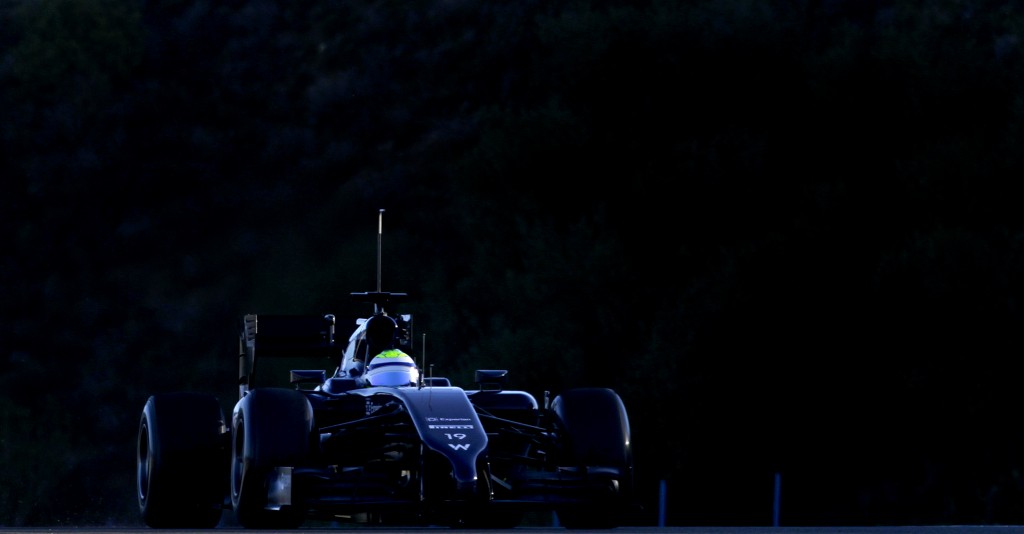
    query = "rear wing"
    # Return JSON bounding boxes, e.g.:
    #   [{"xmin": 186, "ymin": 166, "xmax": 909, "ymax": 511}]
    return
[{"xmin": 238, "ymin": 314, "xmax": 341, "ymax": 396}]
